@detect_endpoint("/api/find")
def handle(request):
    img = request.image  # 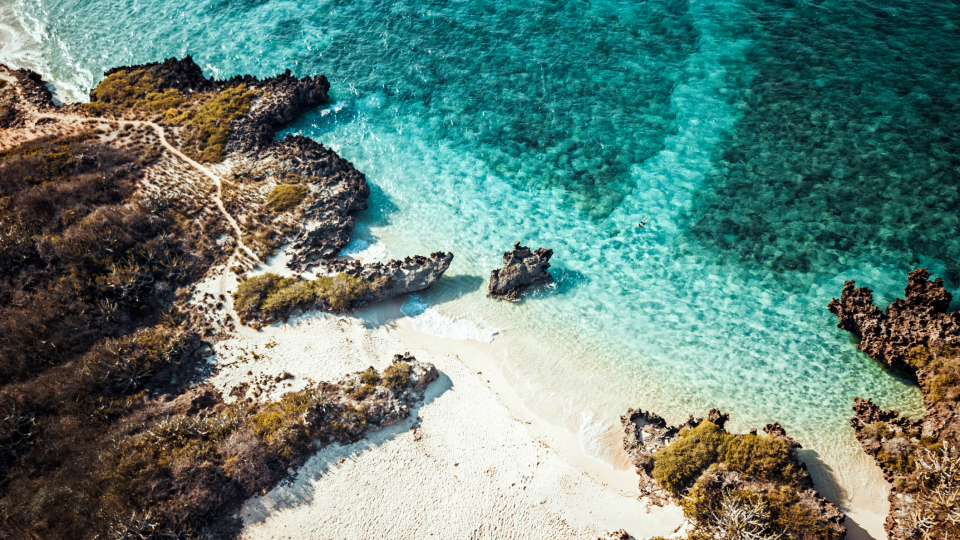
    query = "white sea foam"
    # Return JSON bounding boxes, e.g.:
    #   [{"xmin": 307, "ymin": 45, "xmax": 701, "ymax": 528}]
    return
[
  {"xmin": 400, "ymin": 295, "xmax": 498, "ymax": 343},
  {"xmin": 340, "ymin": 238, "xmax": 388, "ymax": 263},
  {"xmin": 320, "ymin": 100, "xmax": 347, "ymax": 116},
  {"xmin": 0, "ymin": 3, "xmax": 89, "ymax": 103},
  {"xmin": 577, "ymin": 410, "xmax": 615, "ymax": 468},
  {"xmin": 0, "ymin": 6, "xmax": 43, "ymax": 74}
]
